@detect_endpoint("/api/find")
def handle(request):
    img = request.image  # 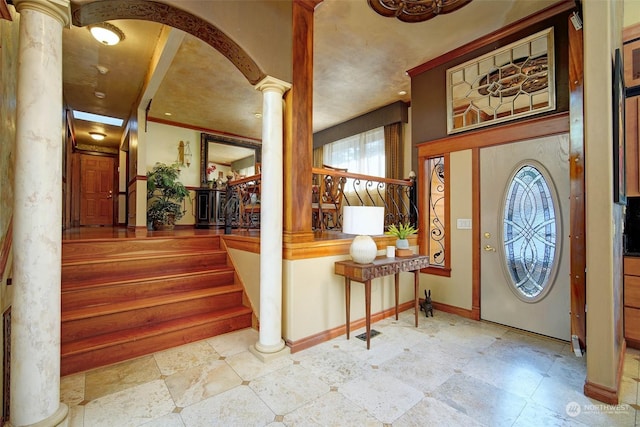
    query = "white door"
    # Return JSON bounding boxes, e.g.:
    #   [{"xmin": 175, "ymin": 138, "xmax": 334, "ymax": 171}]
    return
[{"xmin": 480, "ymin": 134, "xmax": 570, "ymax": 341}]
